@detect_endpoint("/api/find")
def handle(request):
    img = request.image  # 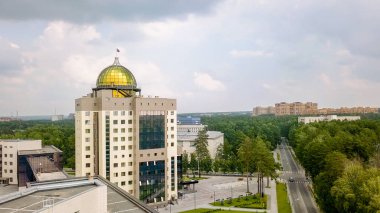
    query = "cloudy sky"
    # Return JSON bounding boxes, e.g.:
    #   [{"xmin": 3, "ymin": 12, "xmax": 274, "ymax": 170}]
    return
[{"xmin": 0, "ymin": 0, "xmax": 380, "ymax": 116}]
